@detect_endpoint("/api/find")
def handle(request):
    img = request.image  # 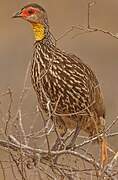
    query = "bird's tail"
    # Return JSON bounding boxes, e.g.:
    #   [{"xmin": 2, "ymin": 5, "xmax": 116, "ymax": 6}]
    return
[{"xmin": 100, "ymin": 135, "xmax": 108, "ymax": 167}]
